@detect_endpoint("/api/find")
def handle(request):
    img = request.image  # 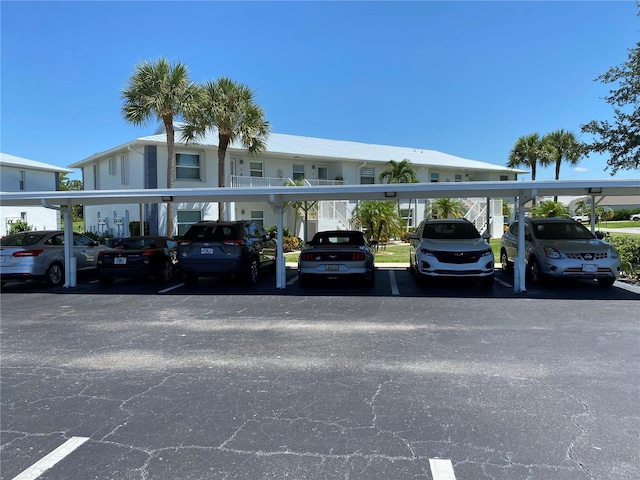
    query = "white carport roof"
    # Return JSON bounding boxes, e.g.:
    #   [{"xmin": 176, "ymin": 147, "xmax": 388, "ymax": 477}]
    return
[{"xmin": 1, "ymin": 179, "xmax": 638, "ymax": 207}]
